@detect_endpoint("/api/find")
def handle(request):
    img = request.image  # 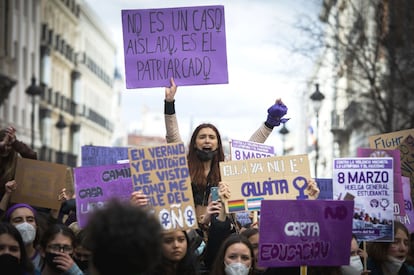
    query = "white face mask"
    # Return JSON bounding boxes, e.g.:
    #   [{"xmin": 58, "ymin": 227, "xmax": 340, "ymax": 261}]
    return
[
  {"xmin": 341, "ymin": 255, "xmax": 364, "ymax": 275},
  {"xmin": 384, "ymin": 255, "xmax": 406, "ymax": 274},
  {"xmin": 225, "ymin": 262, "xmax": 250, "ymax": 275},
  {"xmin": 384, "ymin": 256, "xmax": 405, "ymax": 274},
  {"xmin": 15, "ymin": 222, "xmax": 36, "ymax": 245},
  {"xmin": 349, "ymin": 255, "xmax": 363, "ymax": 272}
]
